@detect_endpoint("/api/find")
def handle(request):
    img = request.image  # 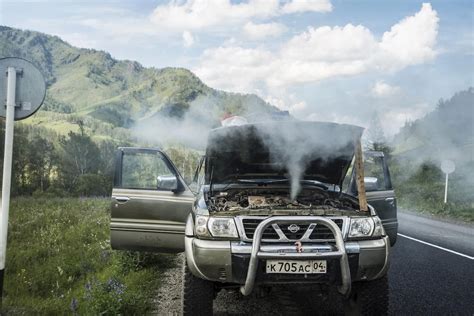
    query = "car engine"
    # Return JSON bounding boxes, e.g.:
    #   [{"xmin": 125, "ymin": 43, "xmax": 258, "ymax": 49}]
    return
[{"xmin": 208, "ymin": 188, "xmax": 359, "ymax": 212}]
